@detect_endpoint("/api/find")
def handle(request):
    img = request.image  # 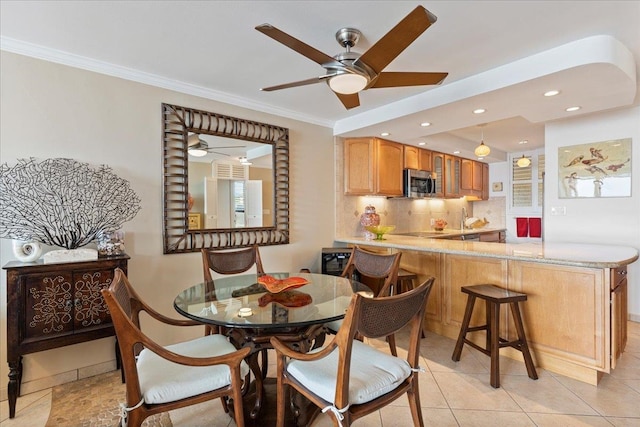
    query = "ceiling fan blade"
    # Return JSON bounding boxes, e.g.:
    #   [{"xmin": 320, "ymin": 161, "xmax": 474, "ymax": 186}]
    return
[
  {"xmin": 355, "ymin": 6, "xmax": 437, "ymax": 74},
  {"xmin": 205, "ymin": 146, "xmax": 246, "ymax": 149},
  {"xmin": 260, "ymin": 74, "xmax": 333, "ymax": 92},
  {"xmin": 335, "ymin": 92, "xmax": 360, "ymax": 110},
  {"xmin": 256, "ymin": 24, "xmax": 336, "ymax": 66},
  {"xmin": 370, "ymin": 72, "xmax": 448, "ymax": 88}
]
